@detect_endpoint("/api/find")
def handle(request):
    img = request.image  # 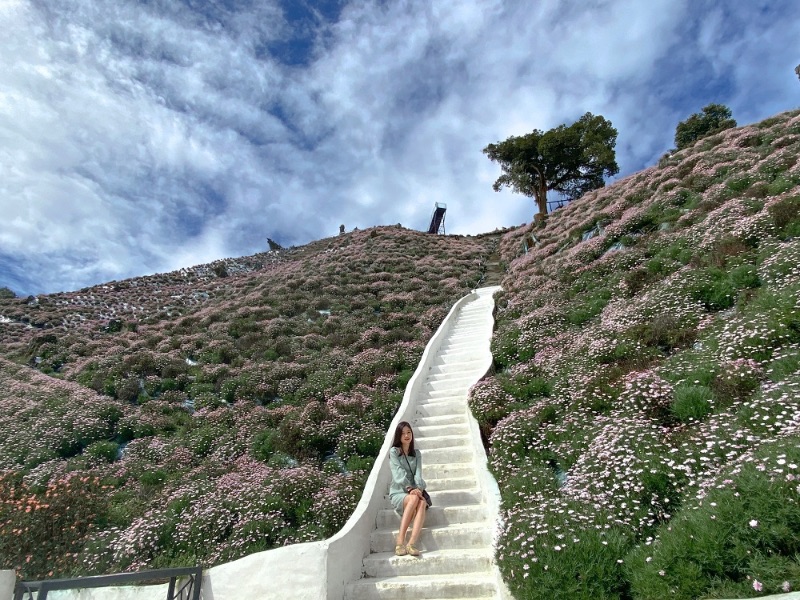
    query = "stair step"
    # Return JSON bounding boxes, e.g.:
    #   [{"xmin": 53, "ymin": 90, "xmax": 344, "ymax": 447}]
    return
[
  {"xmin": 415, "ymin": 403, "xmax": 465, "ymax": 418},
  {"xmin": 424, "ymin": 377, "xmax": 477, "ymax": 392},
  {"xmin": 417, "ymin": 446, "xmax": 474, "ymax": 464},
  {"xmin": 423, "ymin": 463, "xmax": 475, "ymax": 480},
  {"xmin": 412, "ymin": 413, "xmax": 467, "ymax": 427},
  {"xmin": 346, "ymin": 574, "xmax": 498, "ymax": 600},
  {"xmin": 428, "ymin": 488, "xmax": 483, "ymax": 506},
  {"xmin": 362, "ymin": 548, "xmax": 494, "ymax": 577},
  {"xmin": 433, "ymin": 351, "xmax": 484, "ymax": 364},
  {"xmin": 415, "ymin": 423, "xmax": 469, "ymax": 437},
  {"xmin": 424, "ymin": 388, "xmax": 469, "ymax": 400},
  {"xmin": 427, "ymin": 361, "xmax": 484, "ymax": 375},
  {"xmin": 416, "ymin": 434, "xmax": 470, "ymax": 450},
  {"xmin": 371, "ymin": 522, "xmax": 493, "ymax": 552},
  {"xmin": 425, "ymin": 371, "xmax": 482, "ymax": 385},
  {"xmin": 377, "ymin": 504, "xmax": 487, "ymax": 528},
  {"xmin": 424, "ymin": 476, "xmax": 479, "ymax": 491}
]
